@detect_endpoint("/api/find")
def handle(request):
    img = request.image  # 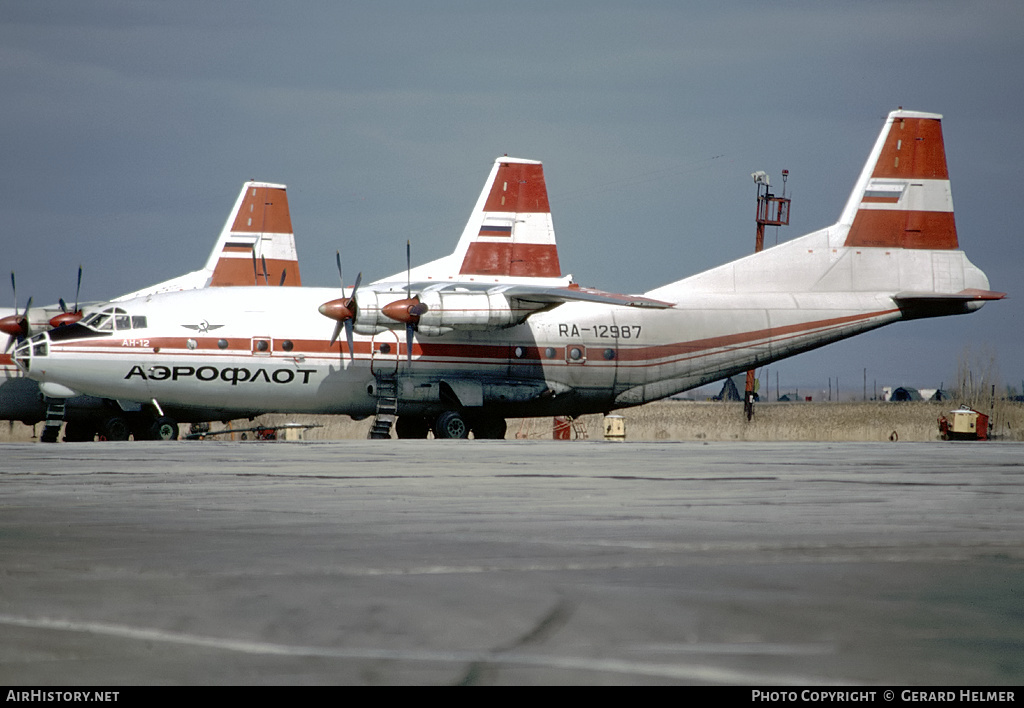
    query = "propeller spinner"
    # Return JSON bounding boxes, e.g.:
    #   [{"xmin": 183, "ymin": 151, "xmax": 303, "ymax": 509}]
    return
[{"xmin": 317, "ymin": 251, "xmax": 361, "ymax": 360}]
